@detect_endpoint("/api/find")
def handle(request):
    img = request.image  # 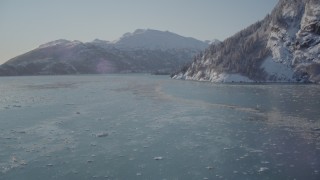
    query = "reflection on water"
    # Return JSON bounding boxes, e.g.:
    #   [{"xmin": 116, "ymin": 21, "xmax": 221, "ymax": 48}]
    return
[{"xmin": 0, "ymin": 75, "xmax": 319, "ymax": 180}]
